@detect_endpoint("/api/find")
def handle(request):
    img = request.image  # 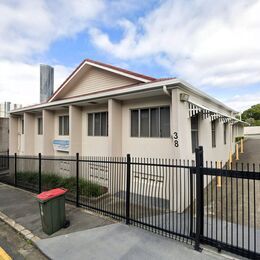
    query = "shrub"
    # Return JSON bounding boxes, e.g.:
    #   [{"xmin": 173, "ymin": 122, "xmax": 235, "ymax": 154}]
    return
[
  {"xmin": 235, "ymin": 136, "xmax": 244, "ymax": 143},
  {"xmin": 17, "ymin": 172, "xmax": 106, "ymax": 198}
]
